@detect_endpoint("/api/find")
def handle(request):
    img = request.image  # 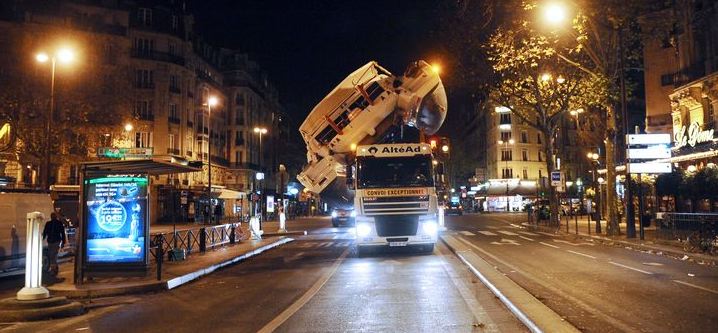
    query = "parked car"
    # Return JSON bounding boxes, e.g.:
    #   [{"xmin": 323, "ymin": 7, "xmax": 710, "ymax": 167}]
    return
[
  {"xmin": 331, "ymin": 208, "xmax": 355, "ymax": 227},
  {"xmin": 445, "ymin": 202, "xmax": 463, "ymax": 216}
]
